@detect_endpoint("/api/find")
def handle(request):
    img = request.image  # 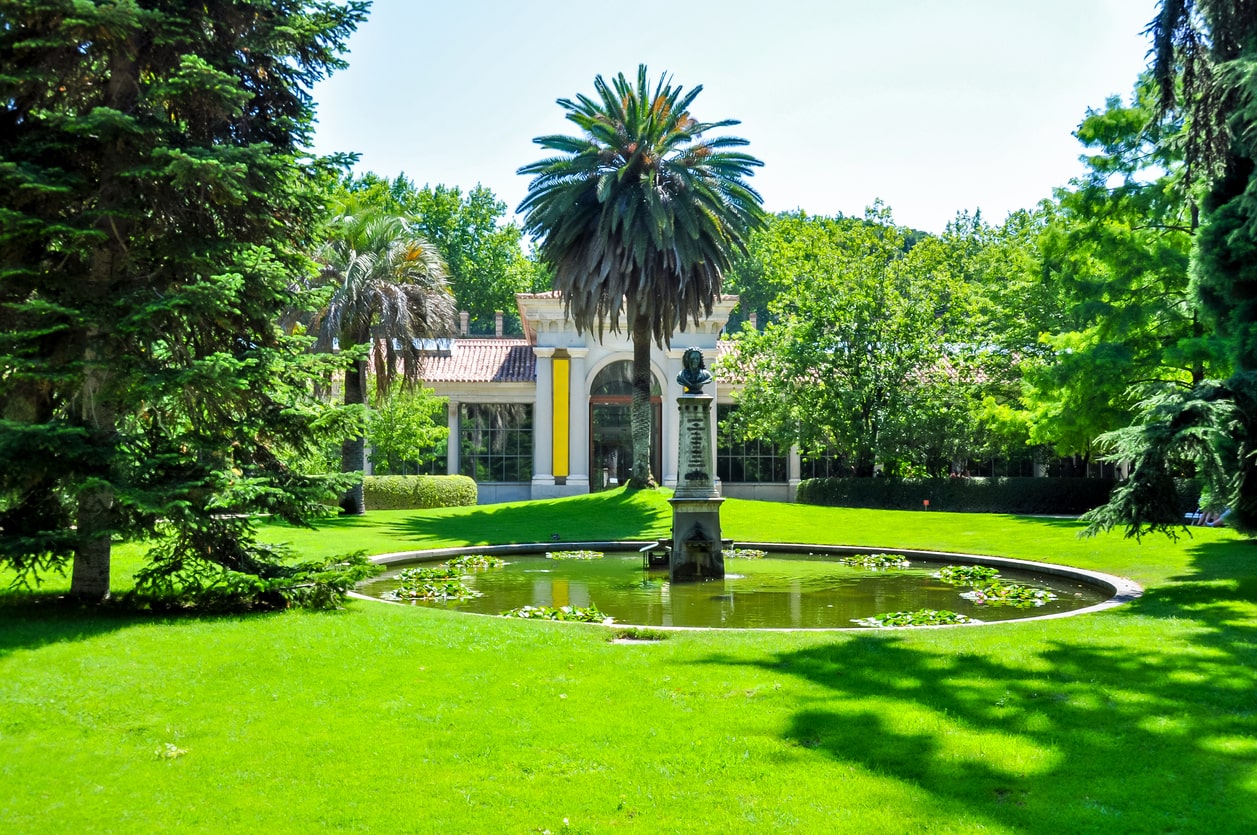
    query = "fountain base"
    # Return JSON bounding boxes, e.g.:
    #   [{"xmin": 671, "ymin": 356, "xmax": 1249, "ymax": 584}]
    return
[{"xmin": 669, "ymin": 497, "xmax": 725, "ymax": 581}]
